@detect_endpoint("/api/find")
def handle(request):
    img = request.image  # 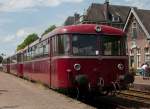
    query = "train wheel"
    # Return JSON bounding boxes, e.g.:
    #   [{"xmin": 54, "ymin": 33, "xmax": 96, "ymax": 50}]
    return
[{"xmin": 75, "ymin": 87, "xmax": 90, "ymax": 100}]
